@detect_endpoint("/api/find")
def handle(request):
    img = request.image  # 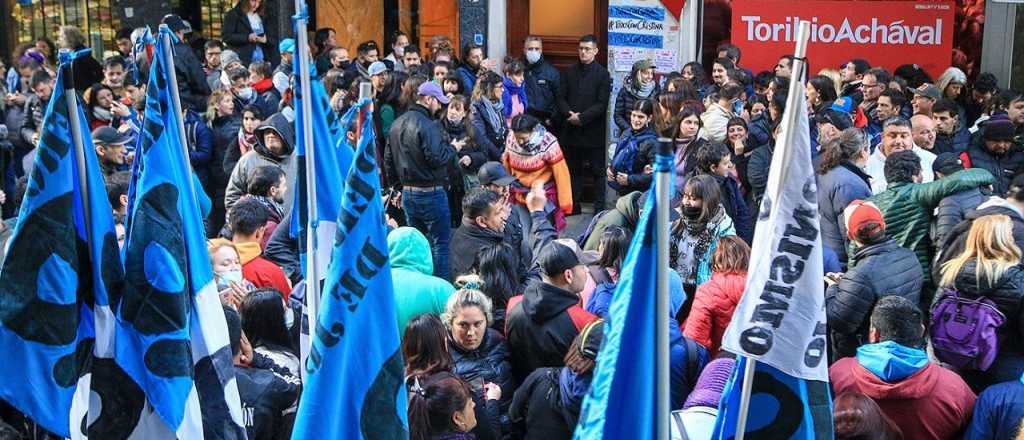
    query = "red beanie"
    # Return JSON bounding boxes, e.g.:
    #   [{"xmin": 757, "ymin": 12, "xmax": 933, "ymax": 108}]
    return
[{"xmin": 844, "ymin": 200, "xmax": 886, "ymax": 242}]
